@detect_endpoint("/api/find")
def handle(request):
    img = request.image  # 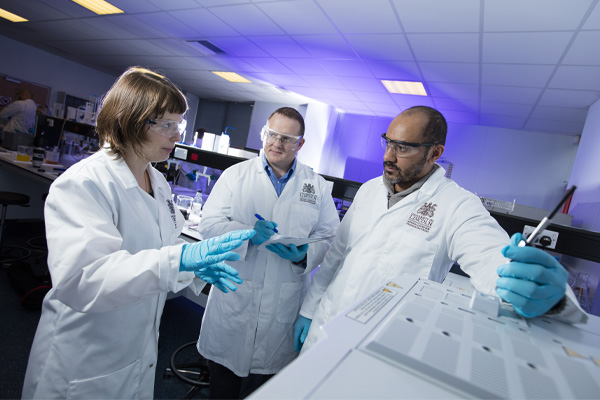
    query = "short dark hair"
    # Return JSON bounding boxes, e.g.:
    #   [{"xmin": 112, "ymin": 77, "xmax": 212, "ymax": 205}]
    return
[
  {"xmin": 96, "ymin": 66, "xmax": 188, "ymax": 159},
  {"xmin": 401, "ymin": 106, "xmax": 447, "ymax": 145},
  {"xmin": 268, "ymin": 107, "xmax": 305, "ymax": 136}
]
